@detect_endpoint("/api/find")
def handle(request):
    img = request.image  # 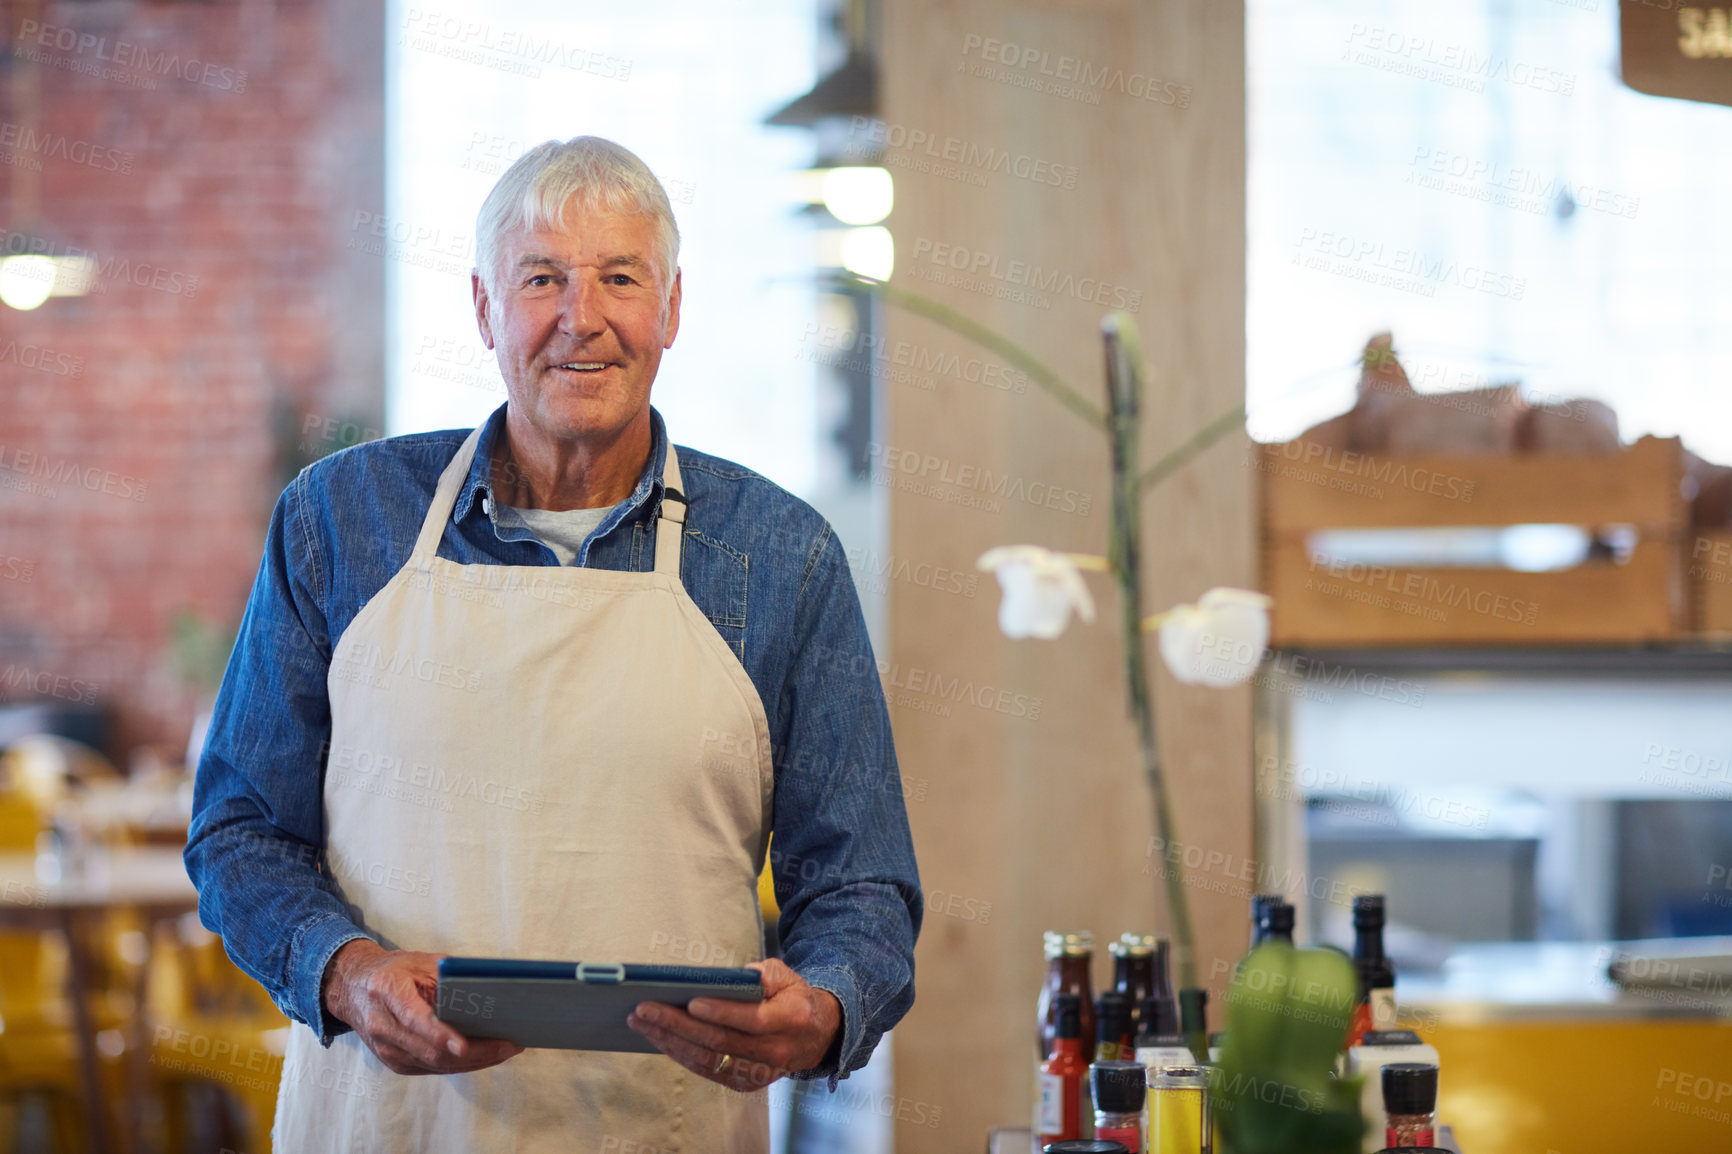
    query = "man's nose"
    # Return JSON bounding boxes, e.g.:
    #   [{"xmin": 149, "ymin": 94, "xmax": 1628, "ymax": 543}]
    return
[{"xmin": 559, "ymin": 278, "xmax": 605, "ymax": 338}]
